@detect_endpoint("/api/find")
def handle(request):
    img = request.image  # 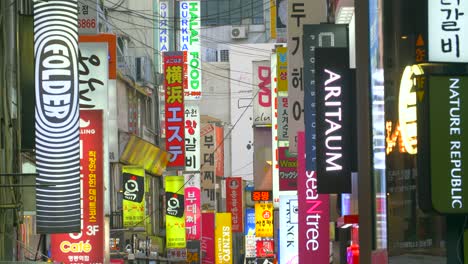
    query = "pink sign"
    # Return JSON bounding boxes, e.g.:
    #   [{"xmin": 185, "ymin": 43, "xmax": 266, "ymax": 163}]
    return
[
  {"xmin": 201, "ymin": 212, "xmax": 215, "ymax": 264},
  {"xmin": 185, "ymin": 173, "xmax": 201, "ymax": 240},
  {"xmin": 297, "ymin": 131, "xmax": 329, "ymax": 262},
  {"xmin": 279, "ymin": 146, "xmax": 298, "ymax": 190}
]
